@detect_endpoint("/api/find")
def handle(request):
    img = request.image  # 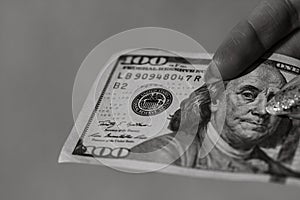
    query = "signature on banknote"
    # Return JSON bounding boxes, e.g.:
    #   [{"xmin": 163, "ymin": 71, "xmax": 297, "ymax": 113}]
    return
[
  {"xmin": 98, "ymin": 120, "xmax": 151, "ymax": 129},
  {"xmin": 89, "ymin": 132, "xmax": 147, "ymax": 140}
]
